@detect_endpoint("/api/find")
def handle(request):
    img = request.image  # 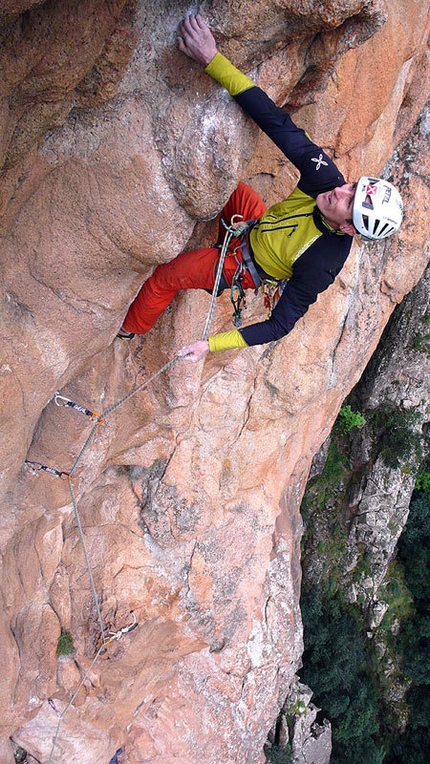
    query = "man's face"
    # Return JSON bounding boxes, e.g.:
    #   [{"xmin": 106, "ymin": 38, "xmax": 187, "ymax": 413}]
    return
[{"xmin": 316, "ymin": 183, "xmax": 357, "ymax": 230}]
